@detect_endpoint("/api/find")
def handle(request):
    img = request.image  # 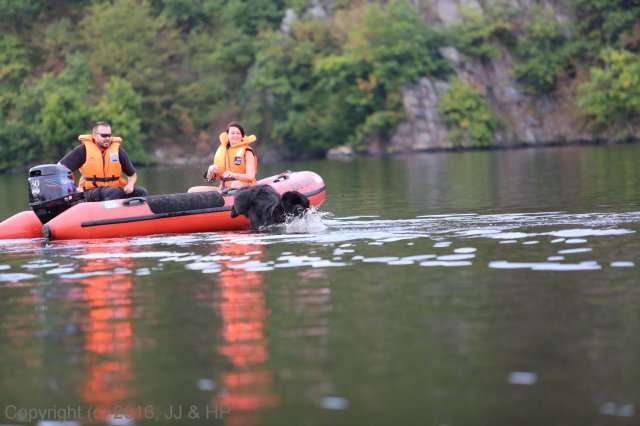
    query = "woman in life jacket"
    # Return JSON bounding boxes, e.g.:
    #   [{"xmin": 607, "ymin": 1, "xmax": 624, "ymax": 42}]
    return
[{"xmin": 188, "ymin": 122, "xmax": 258, "ymax": 193}]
